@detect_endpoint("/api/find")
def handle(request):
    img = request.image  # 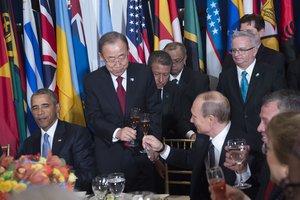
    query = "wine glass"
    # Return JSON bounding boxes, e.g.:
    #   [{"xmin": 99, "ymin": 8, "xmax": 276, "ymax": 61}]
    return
[
  {"xmin": 108, "ymin": 172, "xmax": 126, "ymax": 199},
  {"xmin": 92, "ymin": 175, "xmax": 108, "ymax": 200},
  {"xmin": 128, "ymin": 107, "xmax": 140, "ymax": 147},
  {"xmin": 227, "ymin": 138, "xmax": 251, "ymax": 189},
  {"xmin": 206, "ymin": 166, "xmax": 226, "ymax": 199},
  {"xmin": 140, "ymin": 113, "xmax": 150, "ymax": 153}
]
